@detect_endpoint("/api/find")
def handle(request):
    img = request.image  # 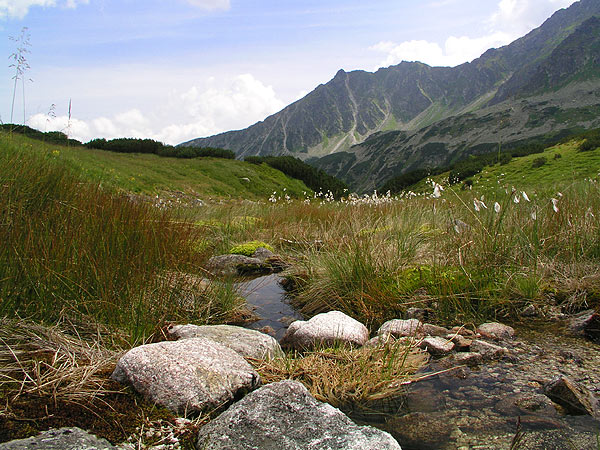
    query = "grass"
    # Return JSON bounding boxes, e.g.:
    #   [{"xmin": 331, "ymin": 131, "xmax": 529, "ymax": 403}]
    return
[
  {"xmin": 2, "ymin": 130, "xmax": 600, "ymax": 446},
  {"xmin": 252, "ymin": 339, "xmax": 429, "ymax": 419},
  {"xmin": 2, "ymin": 132, "xmax": 310, "ymax": 199}
]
